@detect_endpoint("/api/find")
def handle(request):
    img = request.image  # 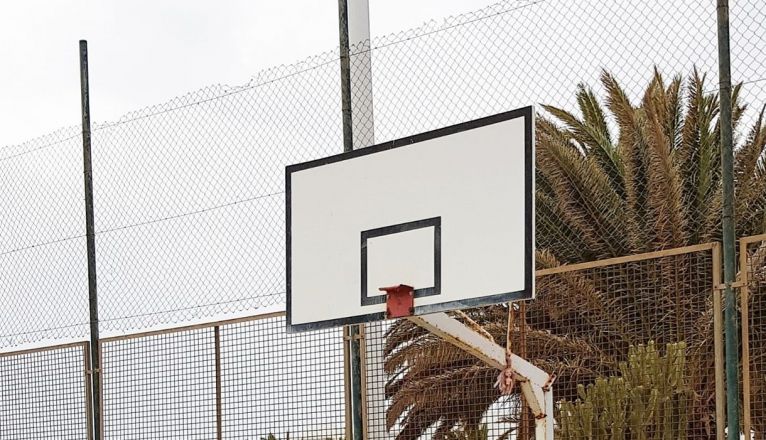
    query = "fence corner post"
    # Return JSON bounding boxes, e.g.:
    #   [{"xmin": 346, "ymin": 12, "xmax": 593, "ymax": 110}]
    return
[{"xmin": 79, "ymin": 39, "xmax": 102, "ymax": 440}]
